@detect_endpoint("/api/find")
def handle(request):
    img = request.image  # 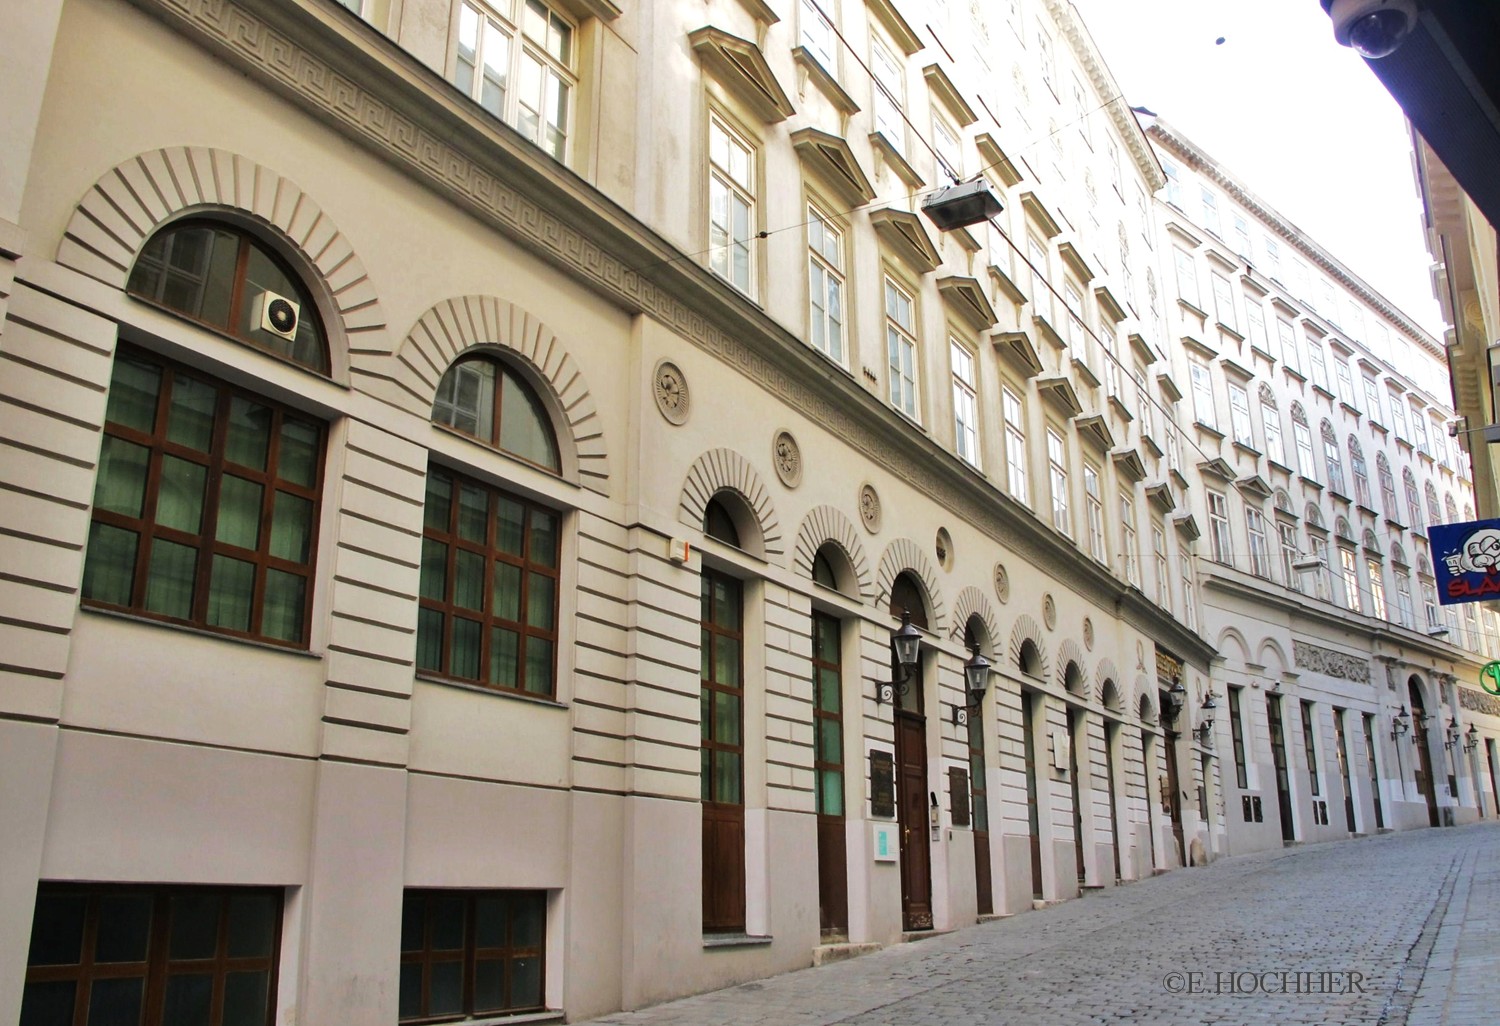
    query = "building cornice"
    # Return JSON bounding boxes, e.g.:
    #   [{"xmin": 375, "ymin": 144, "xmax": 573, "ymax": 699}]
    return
[
  {"xmin": 1144, "ymin": 120, "xmax": 1444, "ymax": 362},
  {"xmin": 124, "ymin": 0, "xmax": 1213, "ymax": 663}
]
